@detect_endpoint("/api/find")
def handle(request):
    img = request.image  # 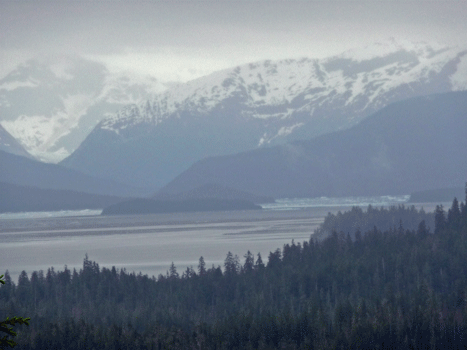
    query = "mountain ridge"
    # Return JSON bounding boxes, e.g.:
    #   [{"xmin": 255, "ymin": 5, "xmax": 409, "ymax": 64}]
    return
[
  {"xmin": 60, "ymin": 41, "xmax": 467, "ymax": 189},
  {"xmin": 160, "ymin": 91, "xmax": 467, "ymax": 198}
]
